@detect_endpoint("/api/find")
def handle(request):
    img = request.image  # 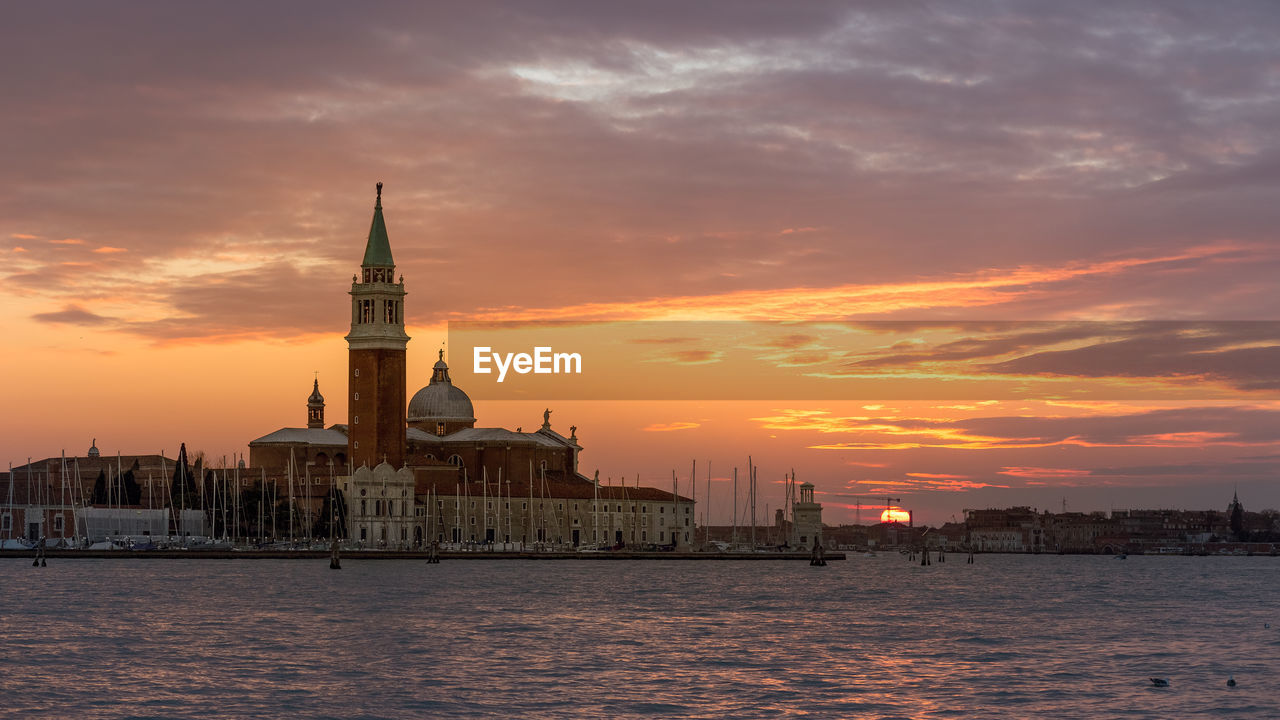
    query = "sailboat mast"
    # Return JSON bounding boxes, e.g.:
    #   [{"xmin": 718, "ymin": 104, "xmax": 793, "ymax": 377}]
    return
[
  {"xmin": 732, "ymin": 467, "xmax": 738, "ymax": 549},
  {"xmin": 6, "ymin": 461, "xmax": 13, "ymax": 541},
  {"xmin": 671, "ymin": 469, "xmax": 678, "ymax": 549},
  {"xmin": 259, "ymin": 468, "xmax": 266, "ymax": 543},
  {"xmin": 288, "ymin": 449, "xmax": 296, "ymax": 545},
  {"xmin": 748, "ymin": 456, "xmax": 756, "ymax": 551},
  {"xmin": 60, "ymin": 451, "xmax": 68, "ymax": 540}
]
